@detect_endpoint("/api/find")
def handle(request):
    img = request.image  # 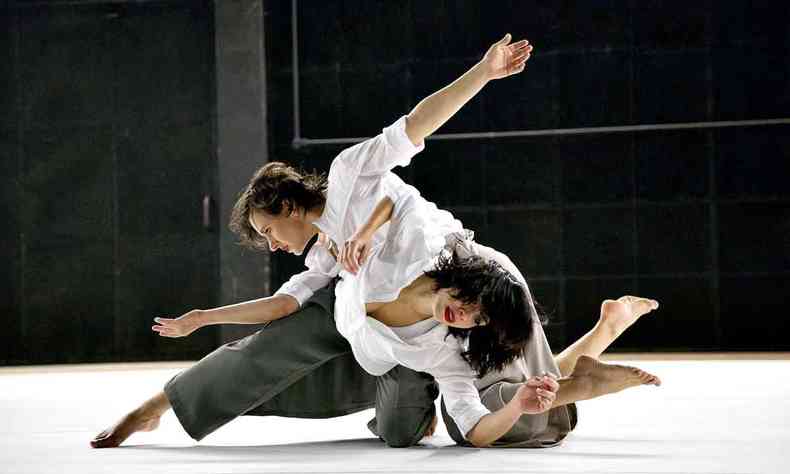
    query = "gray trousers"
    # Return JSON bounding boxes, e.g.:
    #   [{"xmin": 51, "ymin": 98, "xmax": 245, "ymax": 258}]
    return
[
  {"xmin": 164, "ymin": 281, "xmax": 576, "ymax": 448},
  {"xmin": 164, "ymin": 284, "xmax": 437, "ymax": 447},
  {"xmin": 442, "ymin": 387, "xmax": 578, "ymax": 448}
]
